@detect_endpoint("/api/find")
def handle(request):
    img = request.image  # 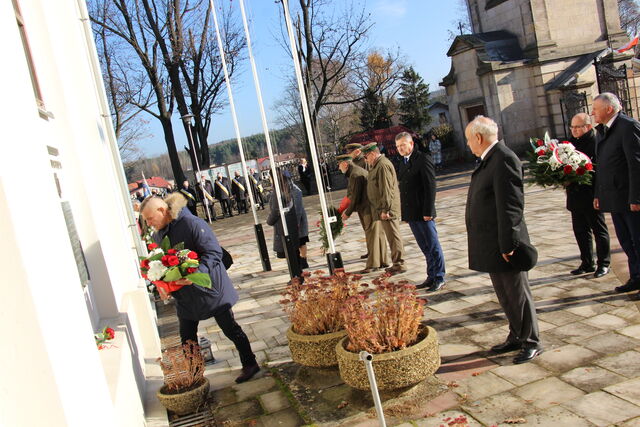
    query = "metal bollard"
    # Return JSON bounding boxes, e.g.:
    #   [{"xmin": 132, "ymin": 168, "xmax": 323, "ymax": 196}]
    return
[{"xmin": 359, "ymin": 351, "xmax": 386, "ymax": 427}]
